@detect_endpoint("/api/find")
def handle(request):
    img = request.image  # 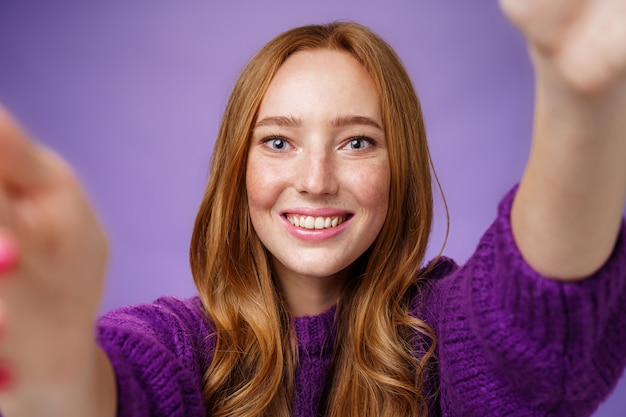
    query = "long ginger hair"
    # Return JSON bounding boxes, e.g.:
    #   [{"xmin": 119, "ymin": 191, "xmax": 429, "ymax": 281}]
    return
[{"xmin": 190, "ymin": 21, "xmax": 438, "ymax": 417}]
